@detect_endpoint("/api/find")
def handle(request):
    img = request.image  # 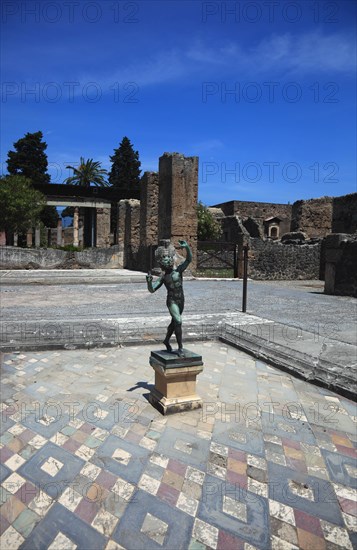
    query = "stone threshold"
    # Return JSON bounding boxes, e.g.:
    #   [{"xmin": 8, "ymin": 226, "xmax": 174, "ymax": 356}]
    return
[{"xmin": 1, "ymin": 311, "xmax": 356, "ymax": 401}]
